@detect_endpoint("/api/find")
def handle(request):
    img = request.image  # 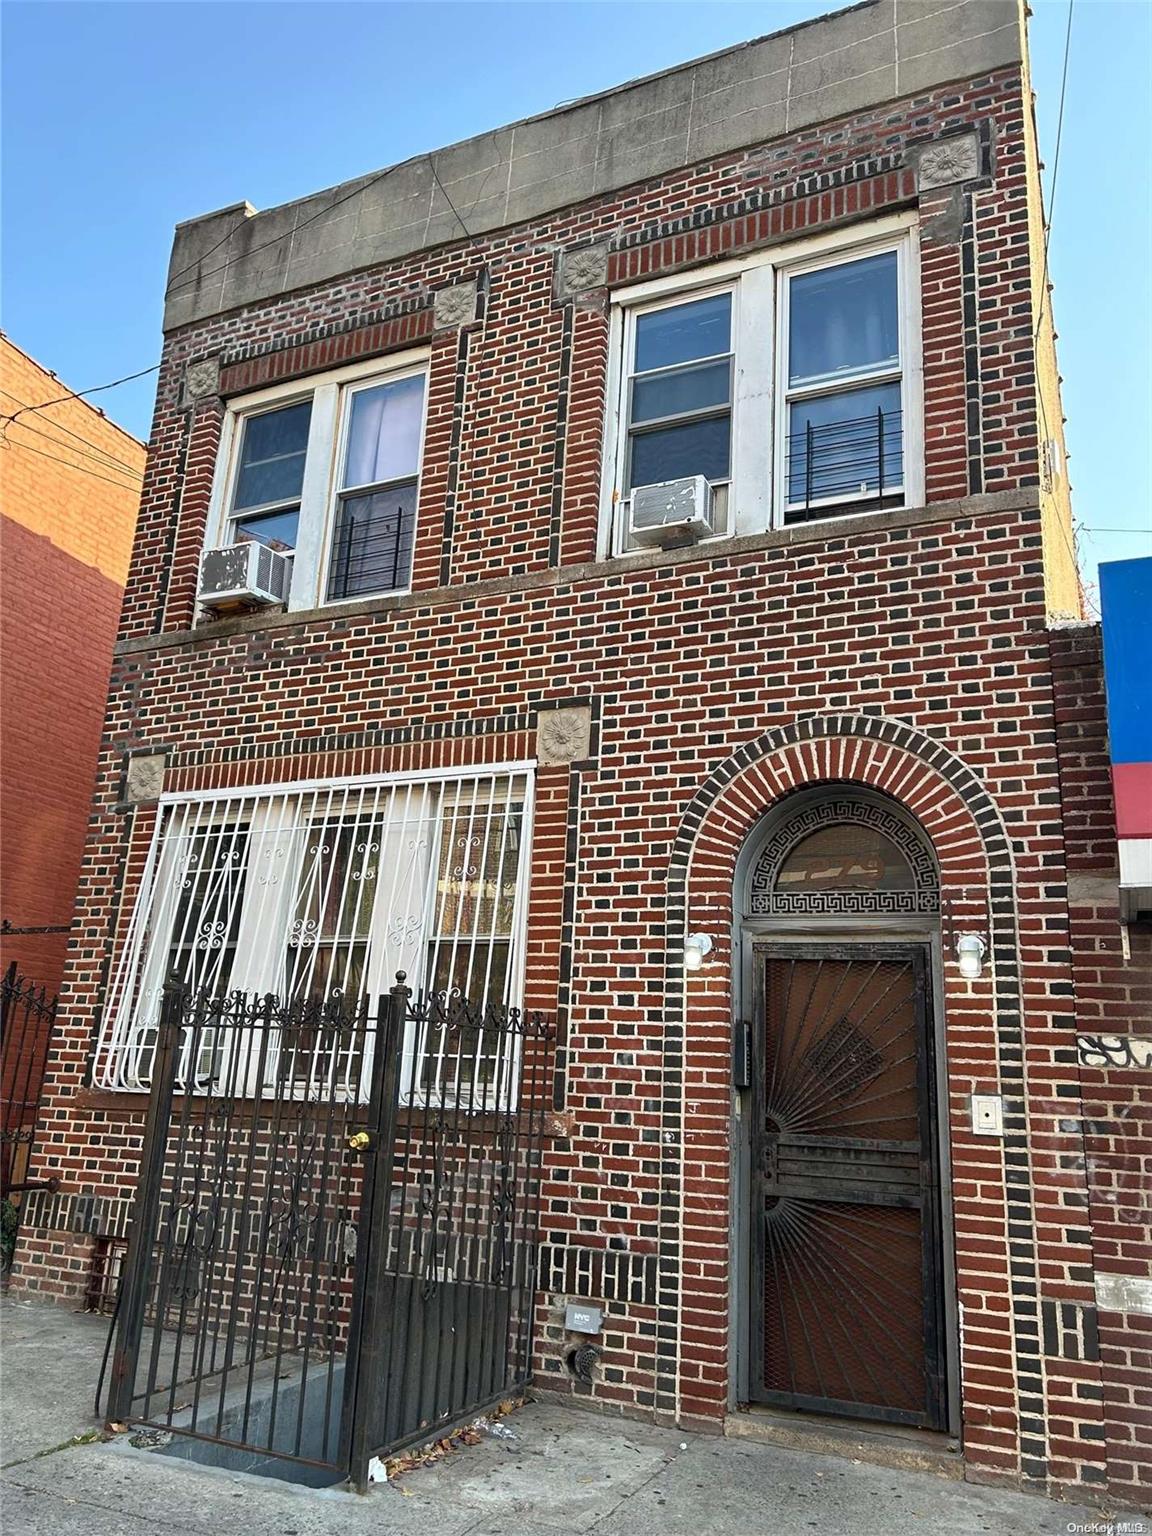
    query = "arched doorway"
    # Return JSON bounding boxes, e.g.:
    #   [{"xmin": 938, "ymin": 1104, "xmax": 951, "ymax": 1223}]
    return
[{"xmin": 733, "ymin": 789, "xmax": 952, "ymax": 1432}]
